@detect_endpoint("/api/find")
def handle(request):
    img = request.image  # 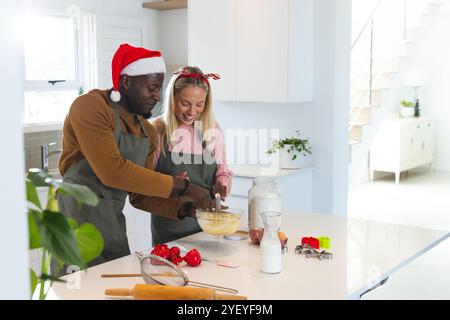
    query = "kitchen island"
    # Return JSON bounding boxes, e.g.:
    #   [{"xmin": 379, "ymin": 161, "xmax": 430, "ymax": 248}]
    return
[{"xmin": 48, "ymin": 211, "xmax": 449, "ymax": 300}]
